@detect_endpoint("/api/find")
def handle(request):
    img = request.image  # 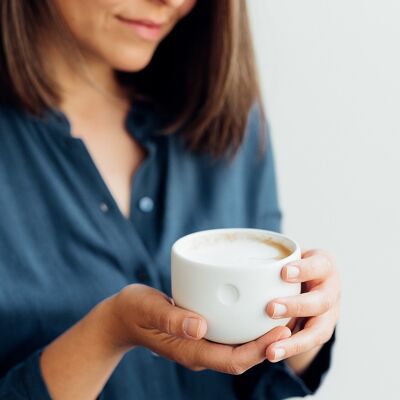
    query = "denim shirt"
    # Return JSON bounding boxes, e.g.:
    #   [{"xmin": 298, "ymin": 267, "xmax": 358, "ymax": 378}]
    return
[{"xmin": 0, "ymin": 102, "xmax": 333, "ymax": 399}]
